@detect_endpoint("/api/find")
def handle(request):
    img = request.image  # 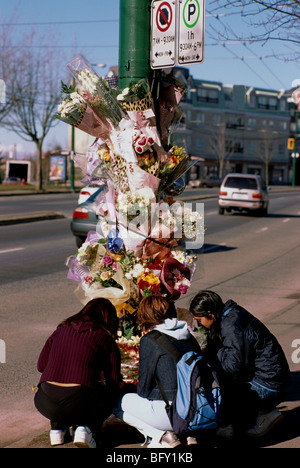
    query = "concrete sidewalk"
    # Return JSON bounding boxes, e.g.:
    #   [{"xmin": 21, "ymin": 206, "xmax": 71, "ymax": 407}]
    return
[{"xmin": 7, "ymin": 300, "xmax": 300, "ymax": 450}]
